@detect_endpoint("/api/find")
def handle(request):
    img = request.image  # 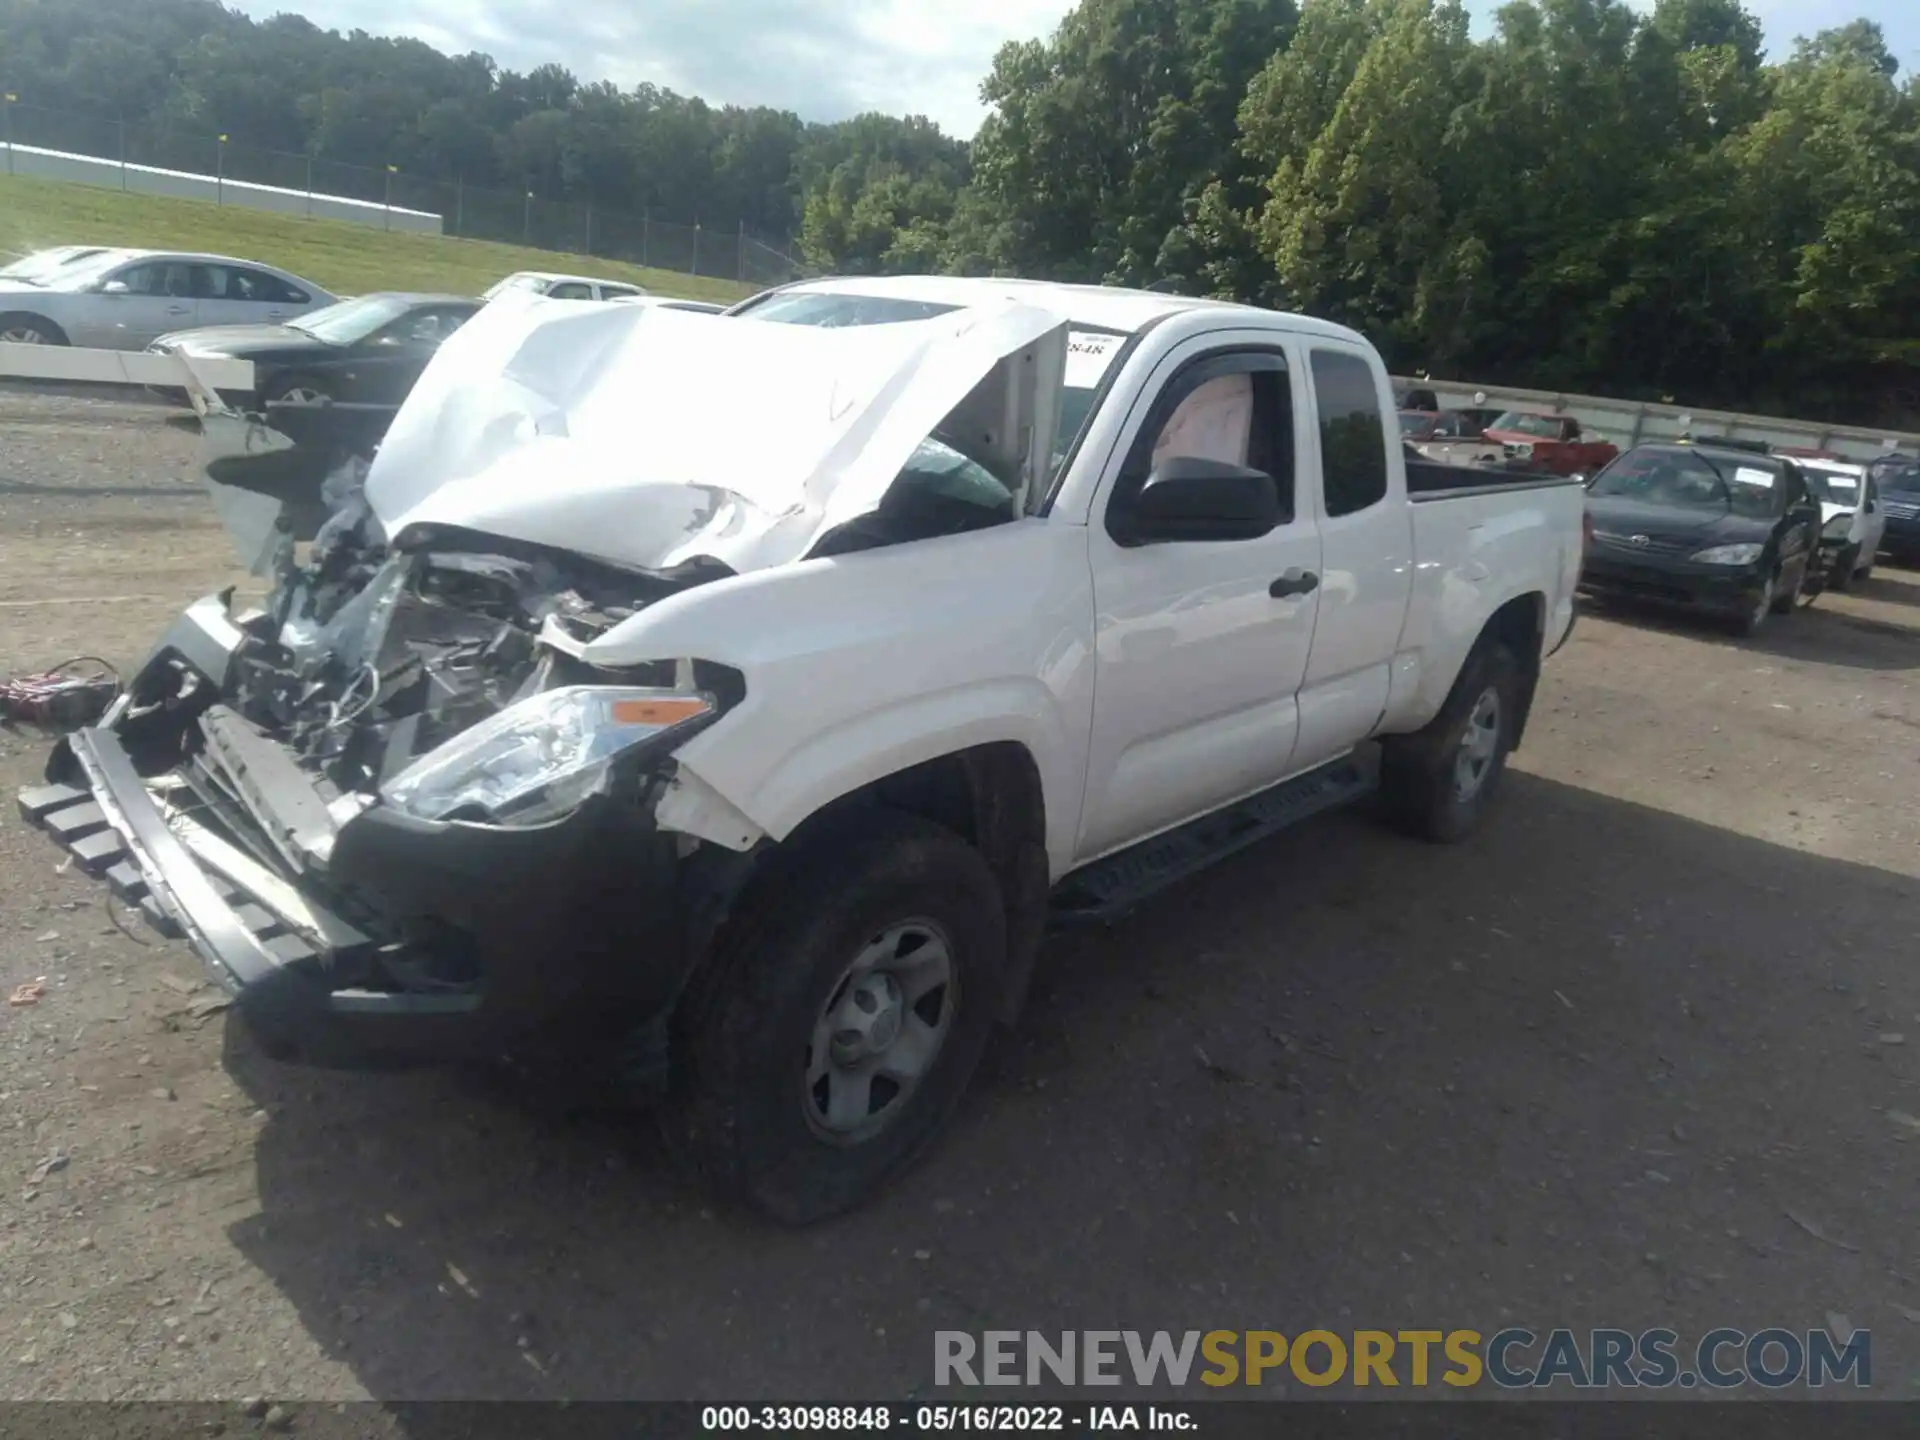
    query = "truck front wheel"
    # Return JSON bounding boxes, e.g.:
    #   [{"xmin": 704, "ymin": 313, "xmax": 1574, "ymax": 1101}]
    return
[
  {"xmin": 667, "ymin": 809, "xmax": 1008, "ymax": 1224},
  {"xmin": 1380, "ymin": 640, "xmax": 1522, "ymax": 843}
]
